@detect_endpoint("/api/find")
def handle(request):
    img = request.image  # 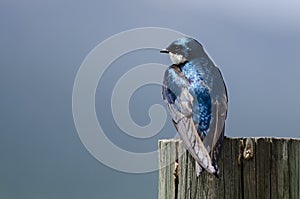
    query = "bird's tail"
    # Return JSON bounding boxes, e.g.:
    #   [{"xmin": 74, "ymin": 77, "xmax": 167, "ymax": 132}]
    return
[
  {"xmin": 175, "ymin": 116, "xmax": 216, "ymax": 175},
  {"xmin": 211, "ymin": 125, "xmax": 225, "ymax": 178}
]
